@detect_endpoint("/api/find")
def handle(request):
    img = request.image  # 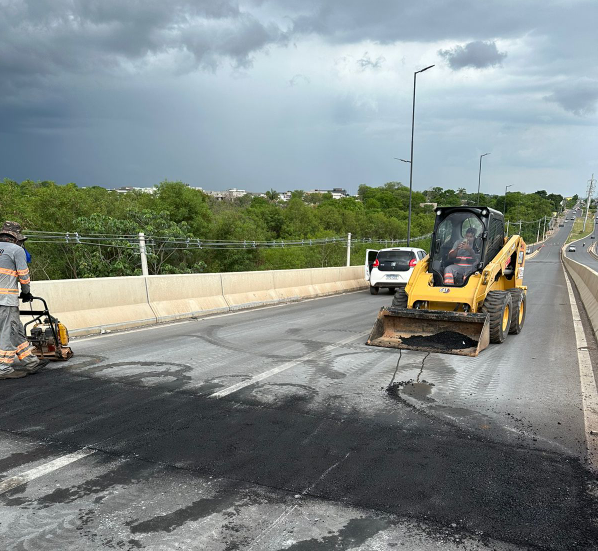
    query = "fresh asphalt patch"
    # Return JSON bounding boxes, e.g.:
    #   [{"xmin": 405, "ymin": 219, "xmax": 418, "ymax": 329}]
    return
[{"xmin": 0, "ymin": 368, "xmax": 597, "ymax": 550}]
